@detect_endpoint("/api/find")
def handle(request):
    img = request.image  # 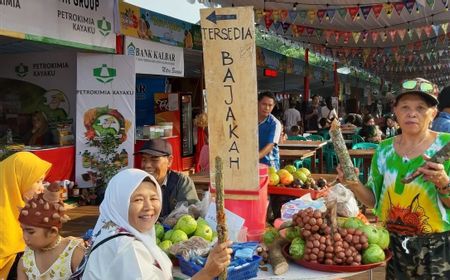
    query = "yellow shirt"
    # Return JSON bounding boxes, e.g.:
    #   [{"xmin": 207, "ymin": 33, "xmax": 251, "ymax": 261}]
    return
[{"xmin": 0, "ymin": 152, "xmax": 51, "ymax": 279}]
